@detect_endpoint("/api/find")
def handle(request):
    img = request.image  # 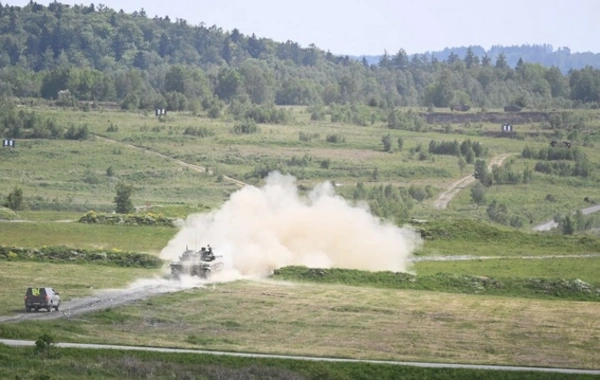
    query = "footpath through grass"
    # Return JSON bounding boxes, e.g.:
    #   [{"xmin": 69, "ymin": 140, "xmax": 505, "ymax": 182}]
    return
[{"xmin": 1, "ymin": 345, "xmax": 594, "ymax": 380}]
